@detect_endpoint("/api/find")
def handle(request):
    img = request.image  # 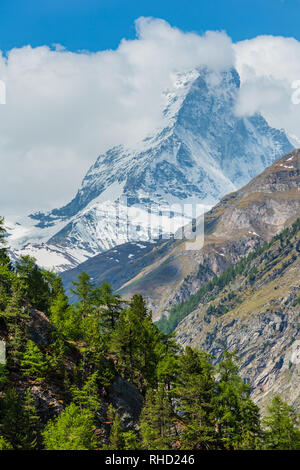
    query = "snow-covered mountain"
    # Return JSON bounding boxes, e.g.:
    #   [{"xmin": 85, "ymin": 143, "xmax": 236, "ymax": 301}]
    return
[{"xmin": 6, "ymin": 68, "xmax": 293, "ymax": 271}]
